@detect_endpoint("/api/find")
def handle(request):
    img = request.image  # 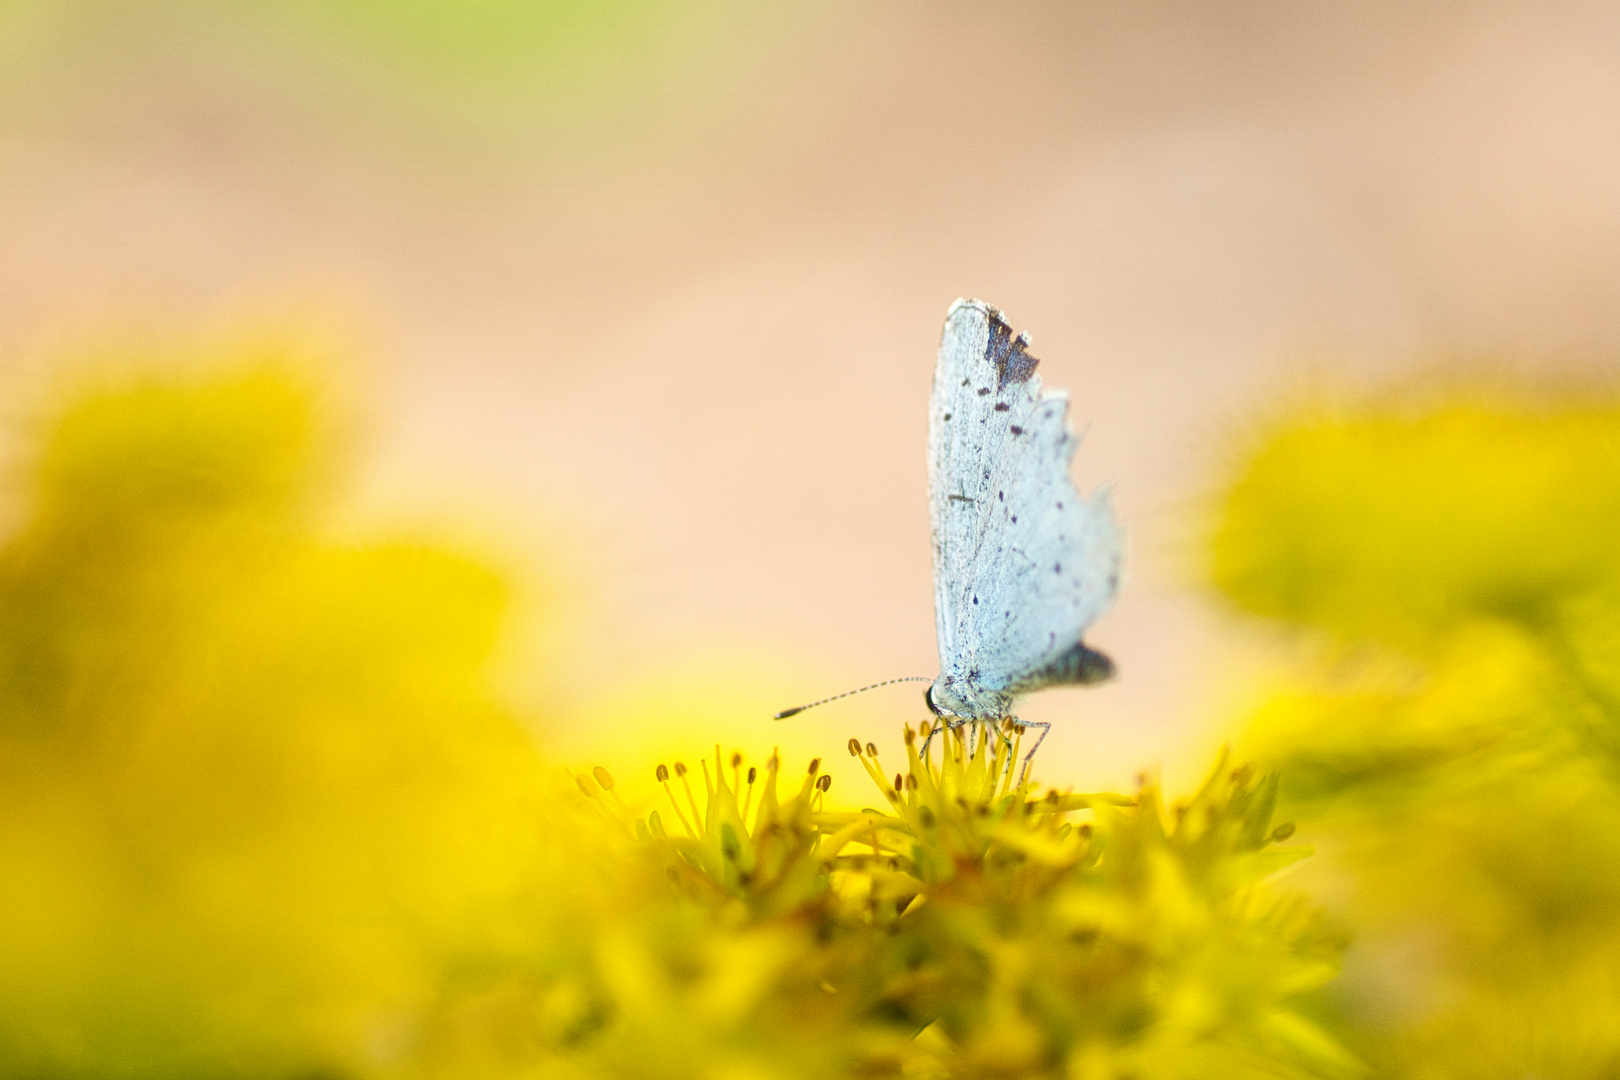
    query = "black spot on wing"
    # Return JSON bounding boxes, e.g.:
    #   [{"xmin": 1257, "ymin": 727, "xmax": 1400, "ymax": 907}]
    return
[
  {"xmin": 985, "ymin": 311, "xmax": 1039, "ymax": 388},
  {"xmin": 994, "ymin": 402, "xmax": 1010, "ymax": 412}
]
